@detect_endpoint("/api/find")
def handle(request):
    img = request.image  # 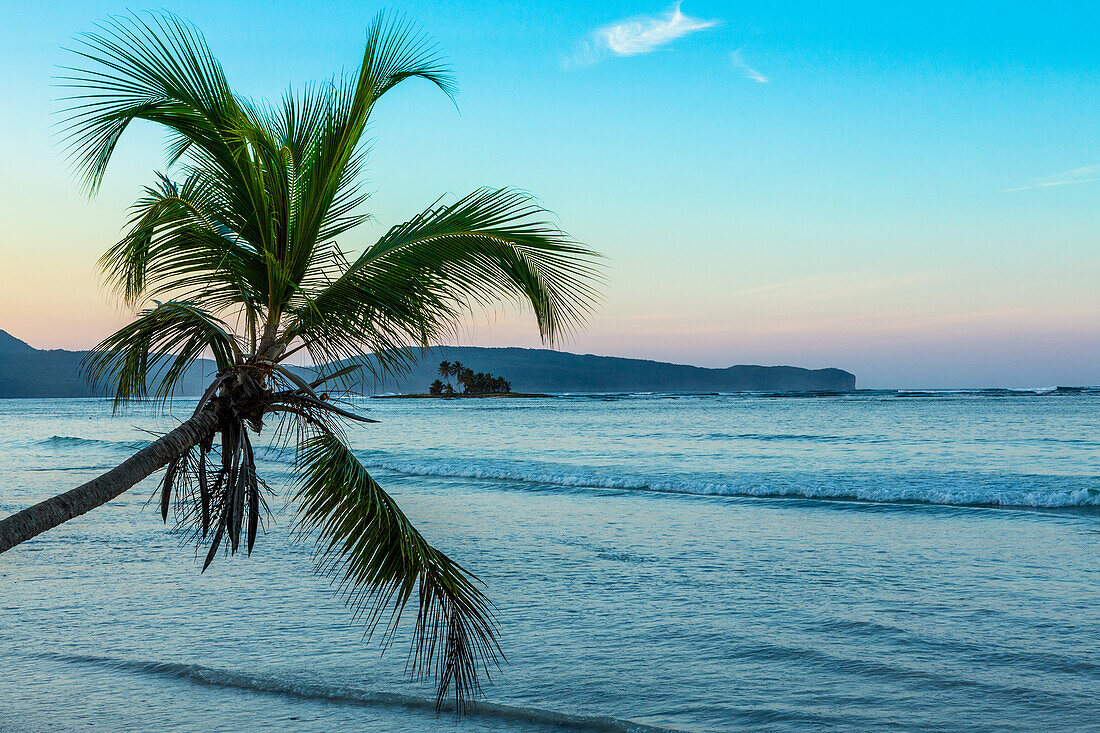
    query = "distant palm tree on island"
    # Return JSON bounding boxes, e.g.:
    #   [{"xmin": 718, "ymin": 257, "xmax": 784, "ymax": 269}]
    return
[
  {"xmin": 0, "ymin": 12, "xmax": 600, "ymax": 710},
  {"xmin": 437, "ymin": 359, "xmax": 460, "ymax": 391}
]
